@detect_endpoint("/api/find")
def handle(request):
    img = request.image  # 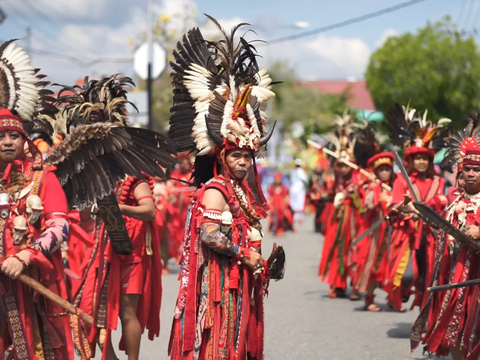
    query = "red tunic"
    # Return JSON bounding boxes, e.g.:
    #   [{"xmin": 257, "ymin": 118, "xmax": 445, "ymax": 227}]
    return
[
  {"xmin": 354, "ymin": 177, "xmax": 394, "ymax": 293},
  {"xmin": 0, "ymin": 159, "xmax": 74, "ymax": 360},
  {"xmin": 75, "ymin": 177, "xmax": 162, "ymax": 360},
  {"xmin": 165, "ymin": 170, "xmax": 195, "ymax": 260},
  {"xmin": 411, "ymin": 191, "xmax": 480, "ymax": 359},
  {"xmin": 384, "ymin": 174, "xmax": 446, "ymax": 311},
  {"xmin": 310, "ymin": 173, "xmax": 334, "ymax": 234},
  {"xmin": 268, "ymin": 184, "xmax": 294, "ymax": 236},
  {"xmin": 318, "ymin": 170, "xmax": 365, "ymax": 290},
  {"xmin": 169, "ymin": 175, "xmax": 266, "ymax": 360},
  {"xmin": 65, "ymin": 210, "xmax": 95, "ymax": 300}
]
